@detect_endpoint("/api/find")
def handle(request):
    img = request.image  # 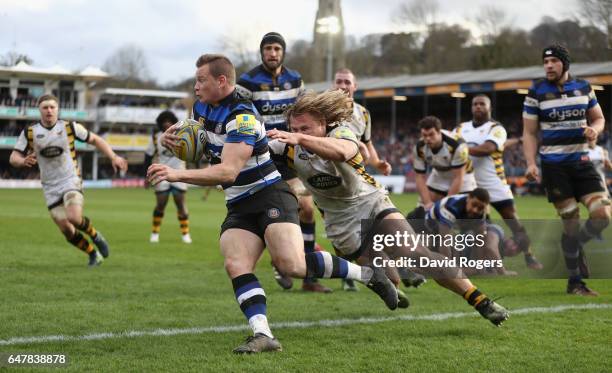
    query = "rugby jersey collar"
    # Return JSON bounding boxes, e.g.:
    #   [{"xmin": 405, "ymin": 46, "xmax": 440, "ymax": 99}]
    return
[
  {"xmin": 471, "ymin": 119, "xmax": 489, "ymax": 129},
  {"xmin": 544, "ymin": 73, "xmax": 575, "ymax": 92},
  {"xmin": 39, "ymin": 120, "xmax": 61, "ymax": 131},
  {"xmin": 258, "ymin": 64, "xmax": 286, "ymax": 79},
  {"xmin": 216, "ymin": 89, "xmax": 238, "ymax": 107}
]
